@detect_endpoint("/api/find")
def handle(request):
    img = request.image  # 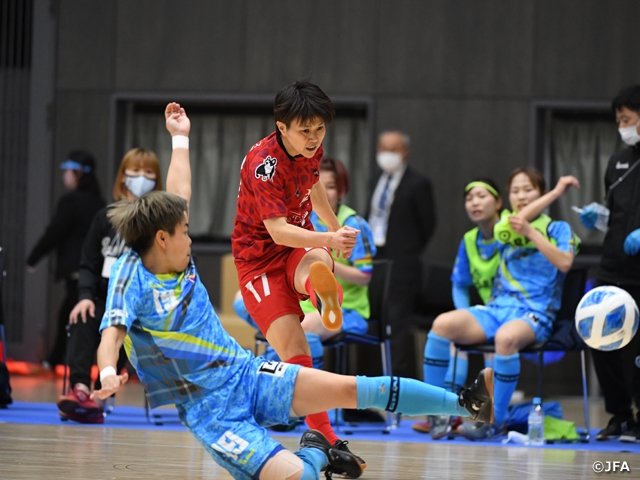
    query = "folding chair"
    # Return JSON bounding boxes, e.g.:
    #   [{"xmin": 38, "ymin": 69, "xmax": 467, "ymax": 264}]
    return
[{"xmin": 452, "ymin": 264, "xmax": 591, "ymax": 442}]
